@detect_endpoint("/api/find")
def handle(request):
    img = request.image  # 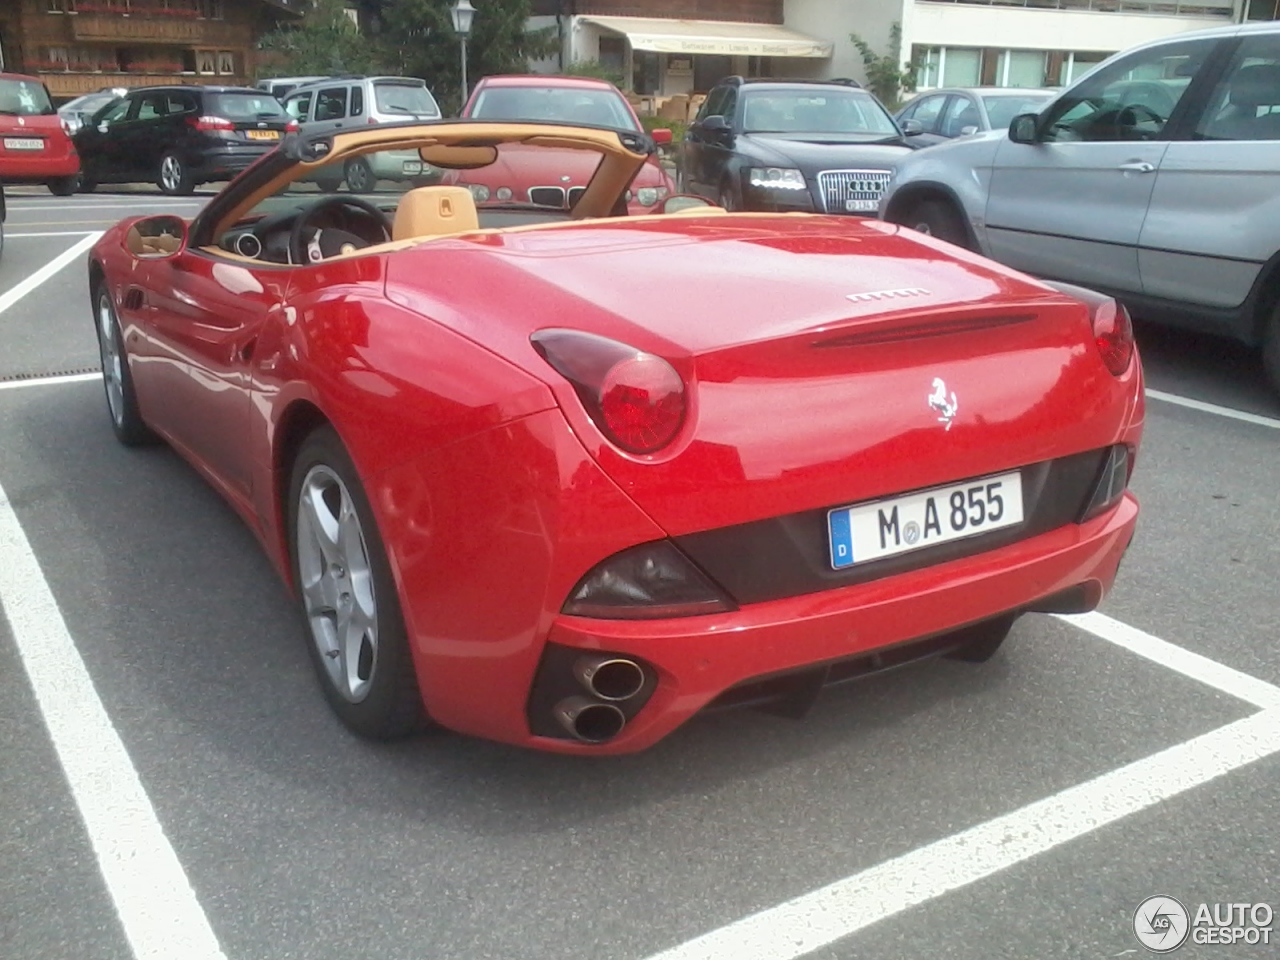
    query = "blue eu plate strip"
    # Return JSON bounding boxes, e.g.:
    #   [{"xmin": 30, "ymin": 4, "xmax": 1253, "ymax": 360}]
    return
[{"xmin": 828, "ymin": 508, "xmax": 854, "ymax": 570}]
